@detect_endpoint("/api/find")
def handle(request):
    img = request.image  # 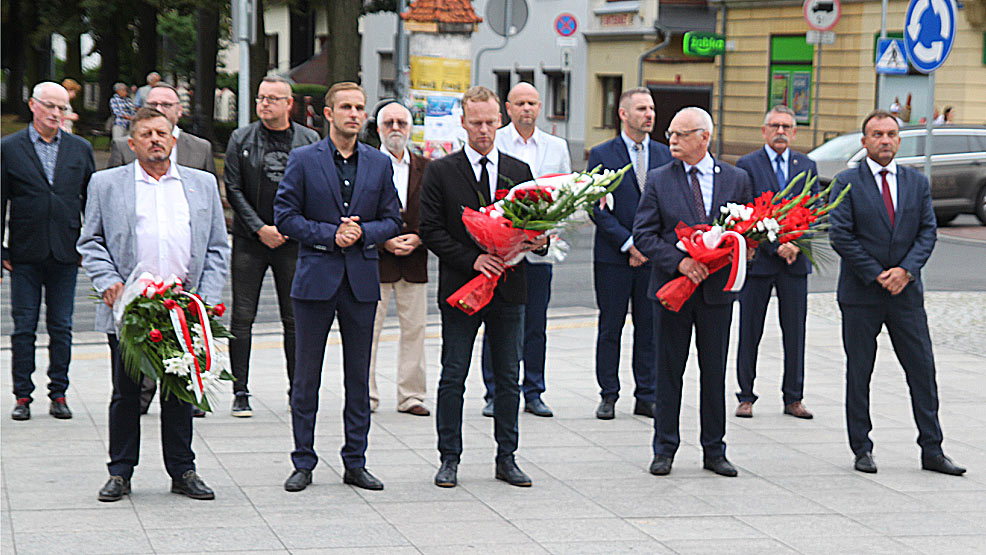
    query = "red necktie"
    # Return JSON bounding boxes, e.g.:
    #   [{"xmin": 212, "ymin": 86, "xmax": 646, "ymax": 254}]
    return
[{"xmin": 880, "ymin": 169, "xmax": 895, "ymax": 227}]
